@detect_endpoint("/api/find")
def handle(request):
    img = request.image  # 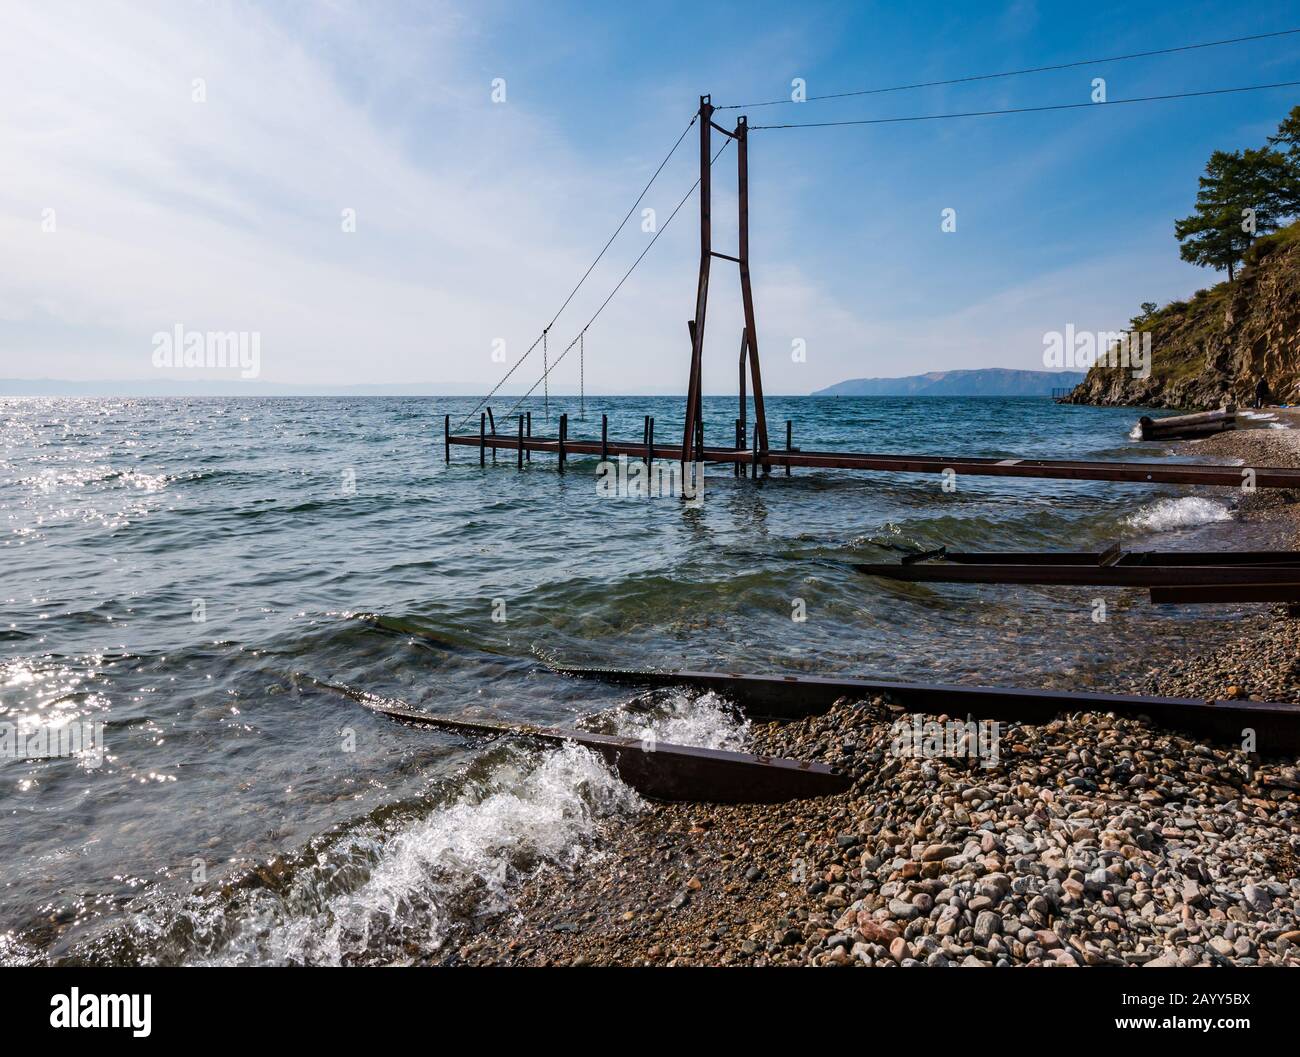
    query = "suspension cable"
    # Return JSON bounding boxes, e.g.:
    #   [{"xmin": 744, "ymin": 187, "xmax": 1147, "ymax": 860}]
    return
[
  {"xmin": 452, "ymin": 114, "xmax": 698, "ymax": 434},
  {"xmin": 716, "ymin": 27, "xmax": 1300, "ymax": 110},
  {"xmin": 501, "ymin": 138, "xmax": 734, "ymax": 422},
  {"xmin": 749, "ymin": 79, "xmax": 1300, "ymax": 130}
]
